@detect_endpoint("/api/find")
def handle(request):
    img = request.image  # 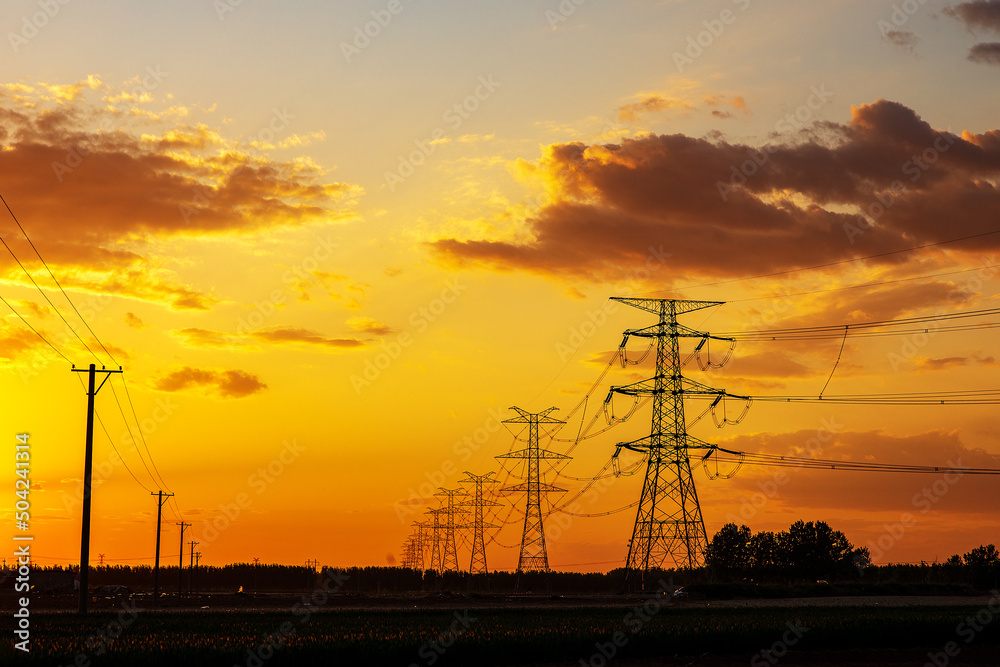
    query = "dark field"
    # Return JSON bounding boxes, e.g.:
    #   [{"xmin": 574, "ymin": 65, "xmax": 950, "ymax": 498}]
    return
[{"xmin": 4, "ymin": 593, "xmax": 1000, "ymax": 666}]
